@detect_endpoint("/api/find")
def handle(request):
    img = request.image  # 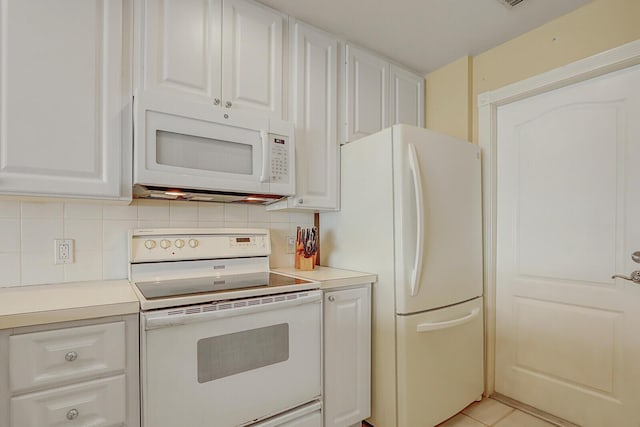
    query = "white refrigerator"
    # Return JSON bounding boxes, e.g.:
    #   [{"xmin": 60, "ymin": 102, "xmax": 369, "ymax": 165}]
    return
[{"xmin": 320, "ymin": 125, "xmax": 483, "ymax": 427}]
